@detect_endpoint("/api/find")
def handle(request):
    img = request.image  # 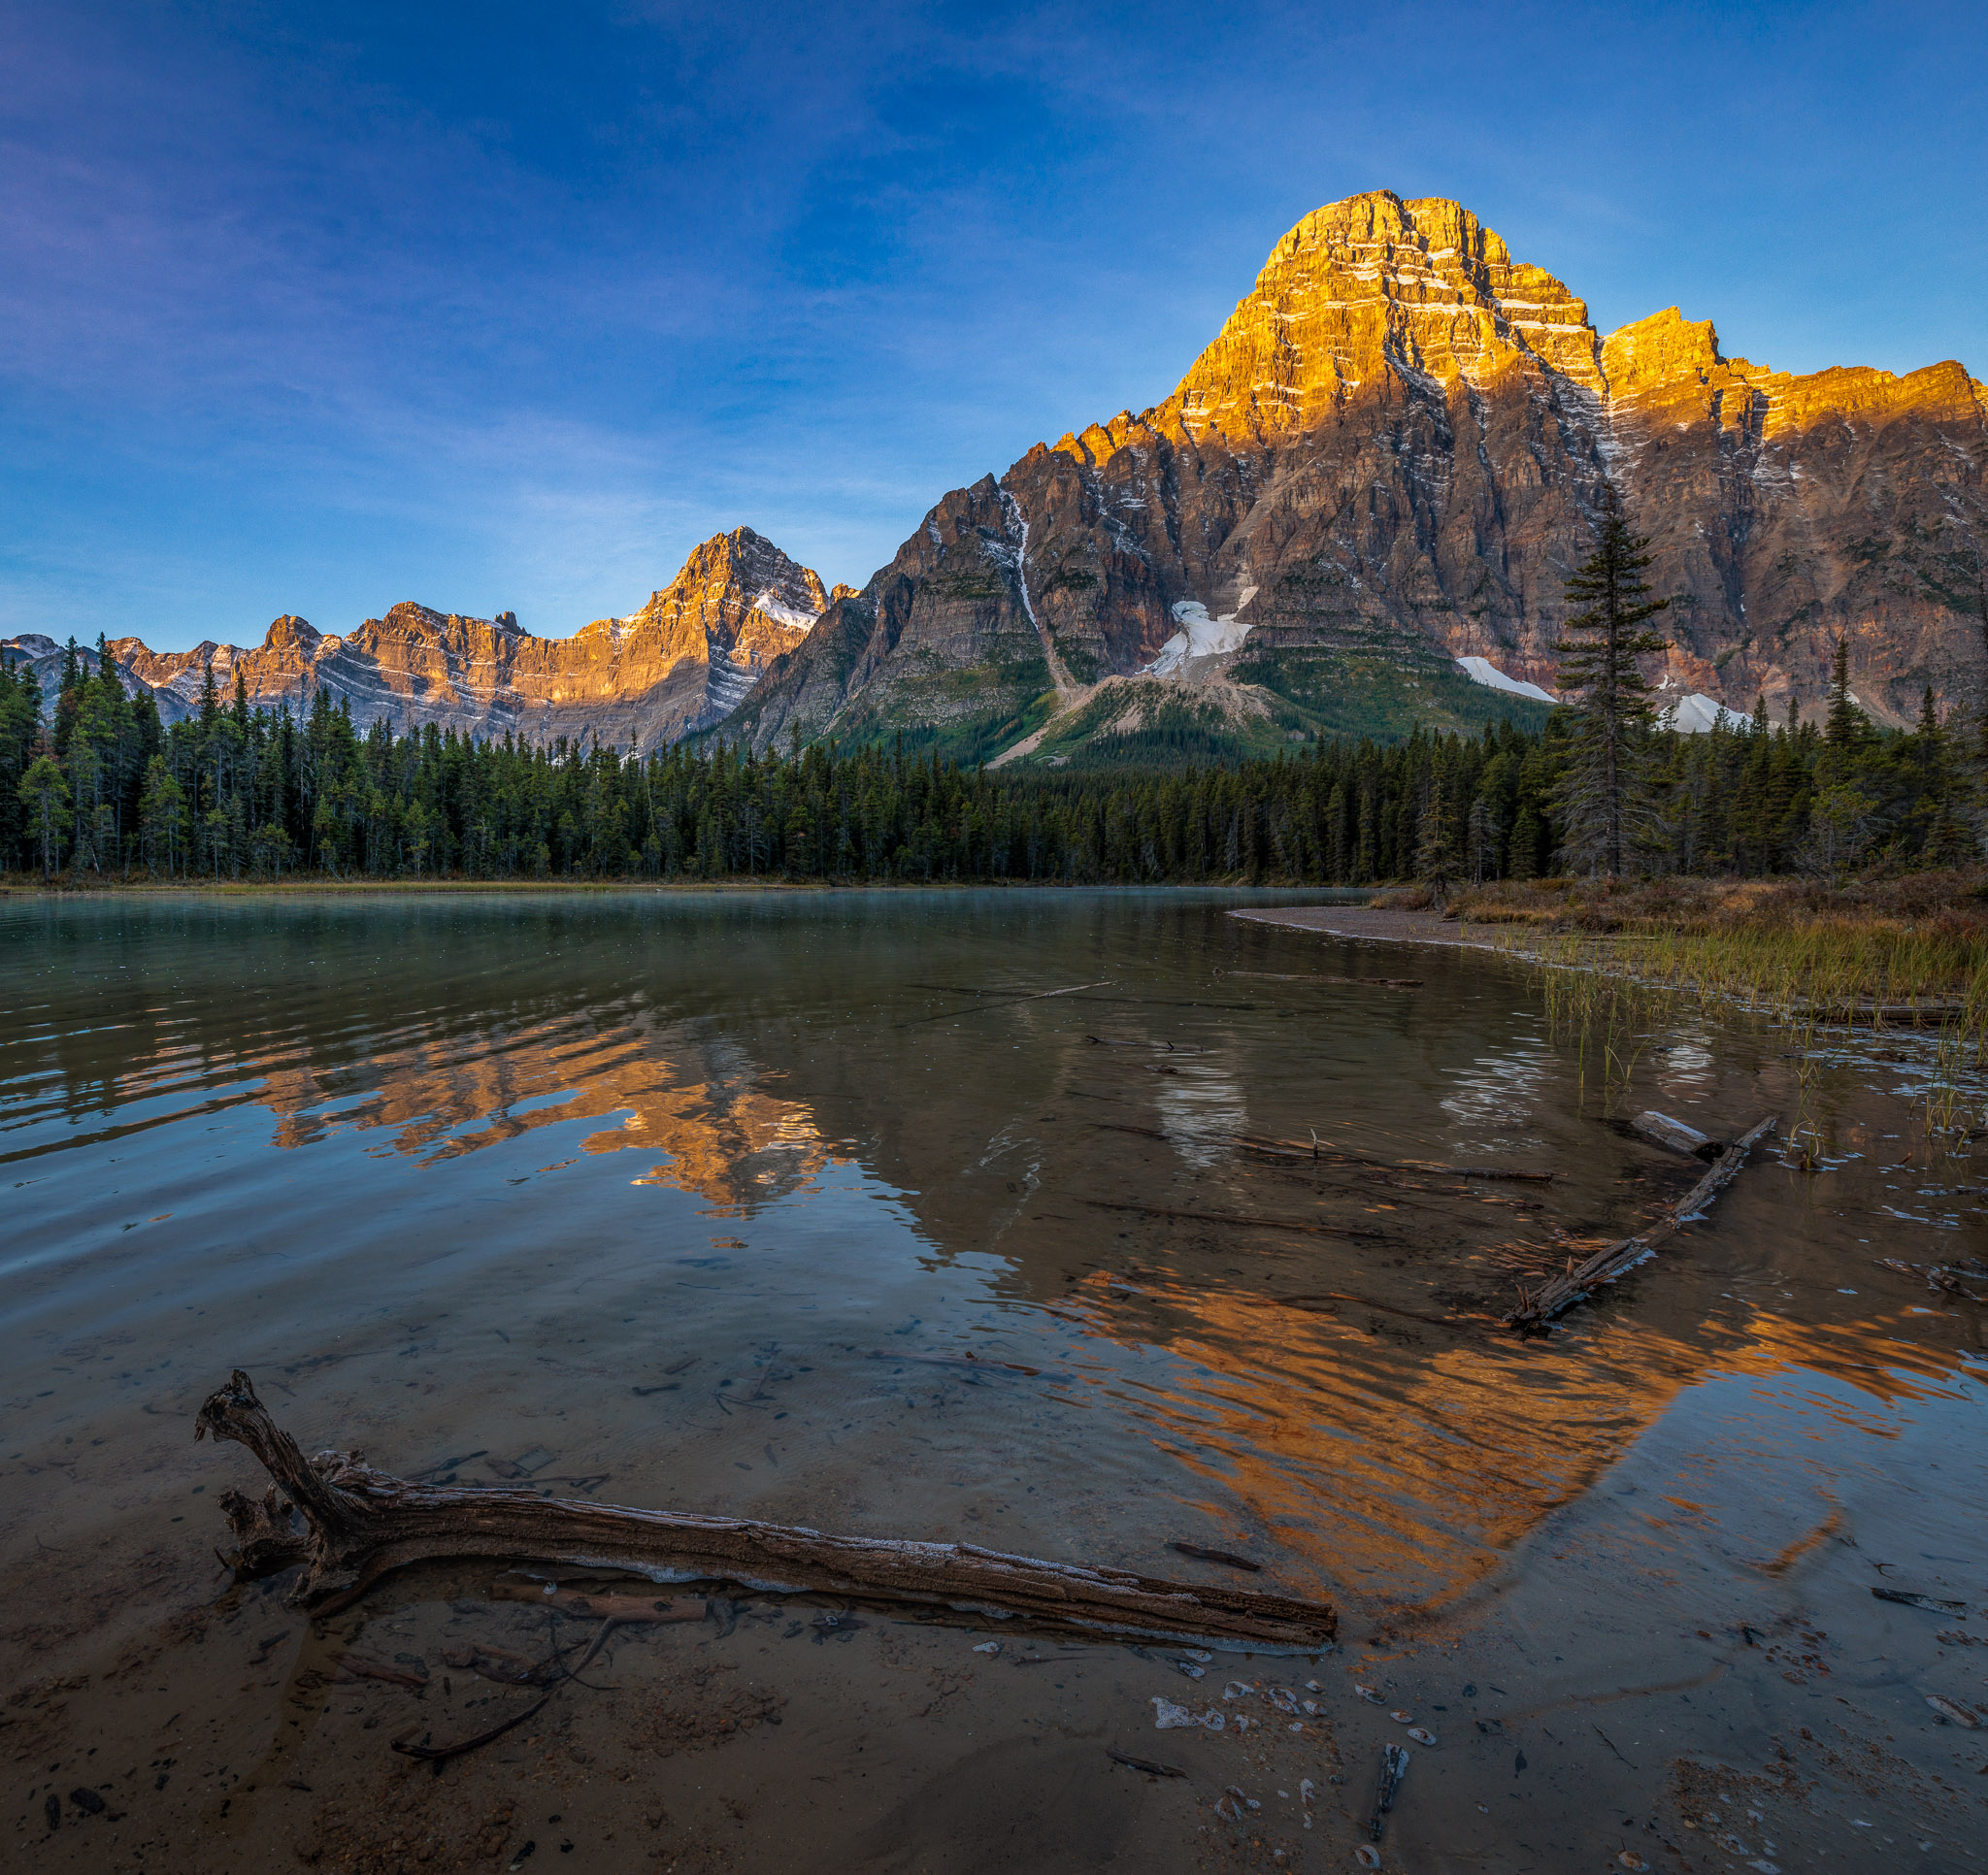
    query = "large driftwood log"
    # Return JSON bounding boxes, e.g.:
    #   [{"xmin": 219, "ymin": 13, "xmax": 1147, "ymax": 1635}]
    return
[
  {"xmin": 1505, "ymin": 1115, "xmax": 1776, "ymax": 1331},
  {"xmin": 195, "ymin": 1371, "xmax": 1336, "ymax": 1651}
]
